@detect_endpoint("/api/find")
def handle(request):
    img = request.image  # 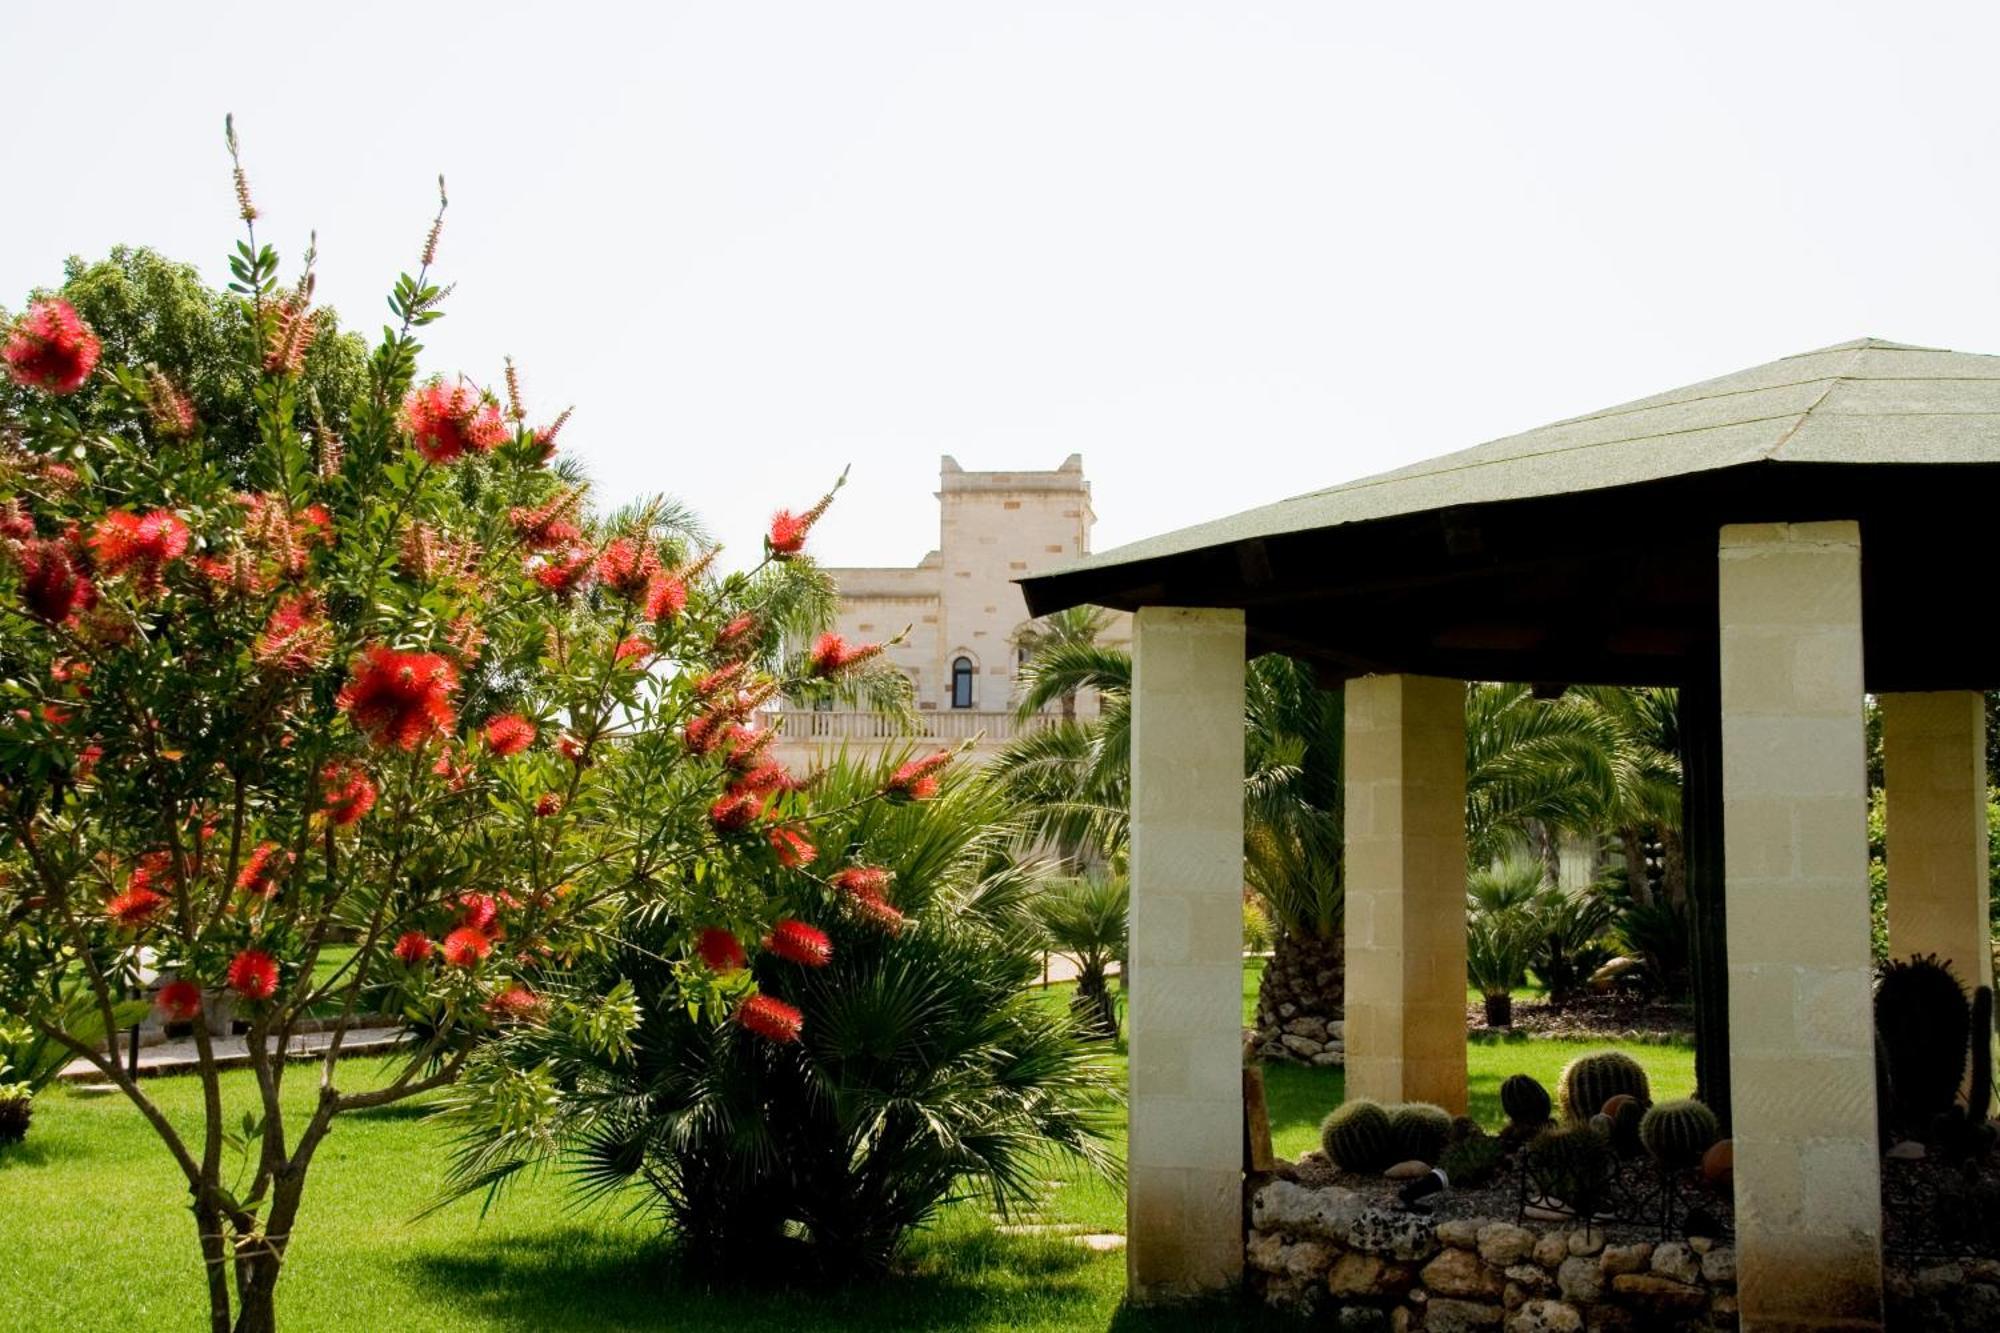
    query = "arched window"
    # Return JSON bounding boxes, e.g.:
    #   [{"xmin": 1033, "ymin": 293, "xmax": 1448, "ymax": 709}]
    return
[{"xmin": 951, "ymin": 656, "xmax": 975, "ymax": 709}]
